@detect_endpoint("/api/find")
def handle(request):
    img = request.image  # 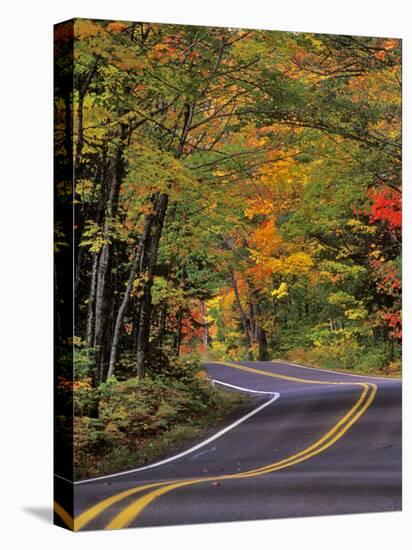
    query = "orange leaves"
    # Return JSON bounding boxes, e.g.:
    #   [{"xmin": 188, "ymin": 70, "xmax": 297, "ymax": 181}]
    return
[
  {"xmin": 106, "ymin": 22, "xmax": 128, "ymax": 34},
  {"xmin": 374, "ymin": 50, "xmax": 387, "ymax": 61},
  {"xmin": 249, "ymin": 219, "xmax": 282, "ymax": 258},
  {"xmin": 150, "ymin": 42, "xmax": 181, "ymax": 63},
  {"xmin": 115, "ymin": 57, "xmax": 145, "ymax": 72},
  {"xmin": 244, "ymin": 198, "xmax": 274, "ymax": 219},
  {"xmin": 374, "ymin": 40, "xmax": 400, "ymax": 60},
  {"xmin": 383, "ymin": 39, "xmax": 400, "ymax": 50},
  {"xmin": 246, "ymin": 263, "xmax": 273, "ymax": 286},
  {"xmin": 247, "ymin": 220, "xmax": 283, "ymax": 287}
]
